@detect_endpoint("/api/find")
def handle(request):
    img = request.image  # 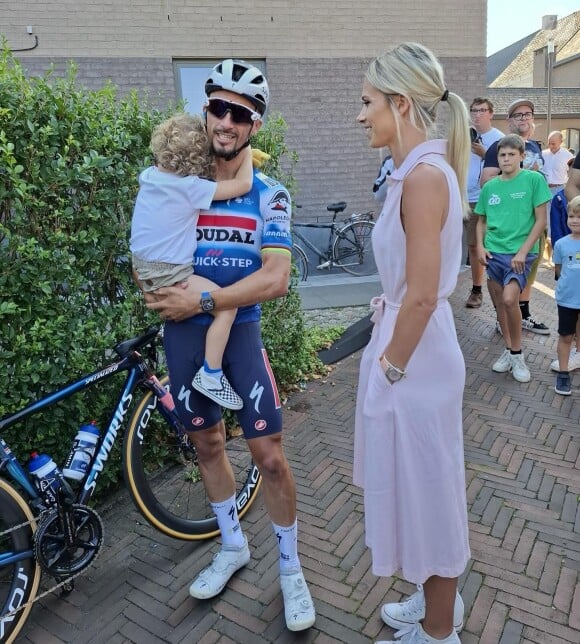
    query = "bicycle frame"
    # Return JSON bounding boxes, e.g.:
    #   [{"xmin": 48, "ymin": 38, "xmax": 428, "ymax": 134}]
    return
[
  {"xmin": 292, "ymin": 220, "xmax": 337, "ymax": 266},
  {"xmin": 0, "ymin": 330, "xmax": 179, "ymax": 511}
]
